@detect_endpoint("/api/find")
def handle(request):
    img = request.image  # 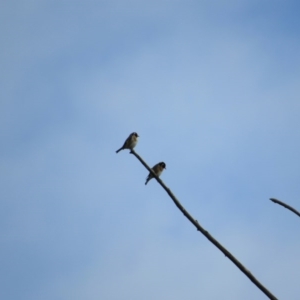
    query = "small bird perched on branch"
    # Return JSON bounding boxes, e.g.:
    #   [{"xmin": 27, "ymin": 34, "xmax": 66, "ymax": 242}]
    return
[
  {"xmin": 116, "ymin": 132, "xmax": 139, "ymax": 153},
  {"xmin": 145, "ymin": 162, "xmax": 166, "ymax": 185}
]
